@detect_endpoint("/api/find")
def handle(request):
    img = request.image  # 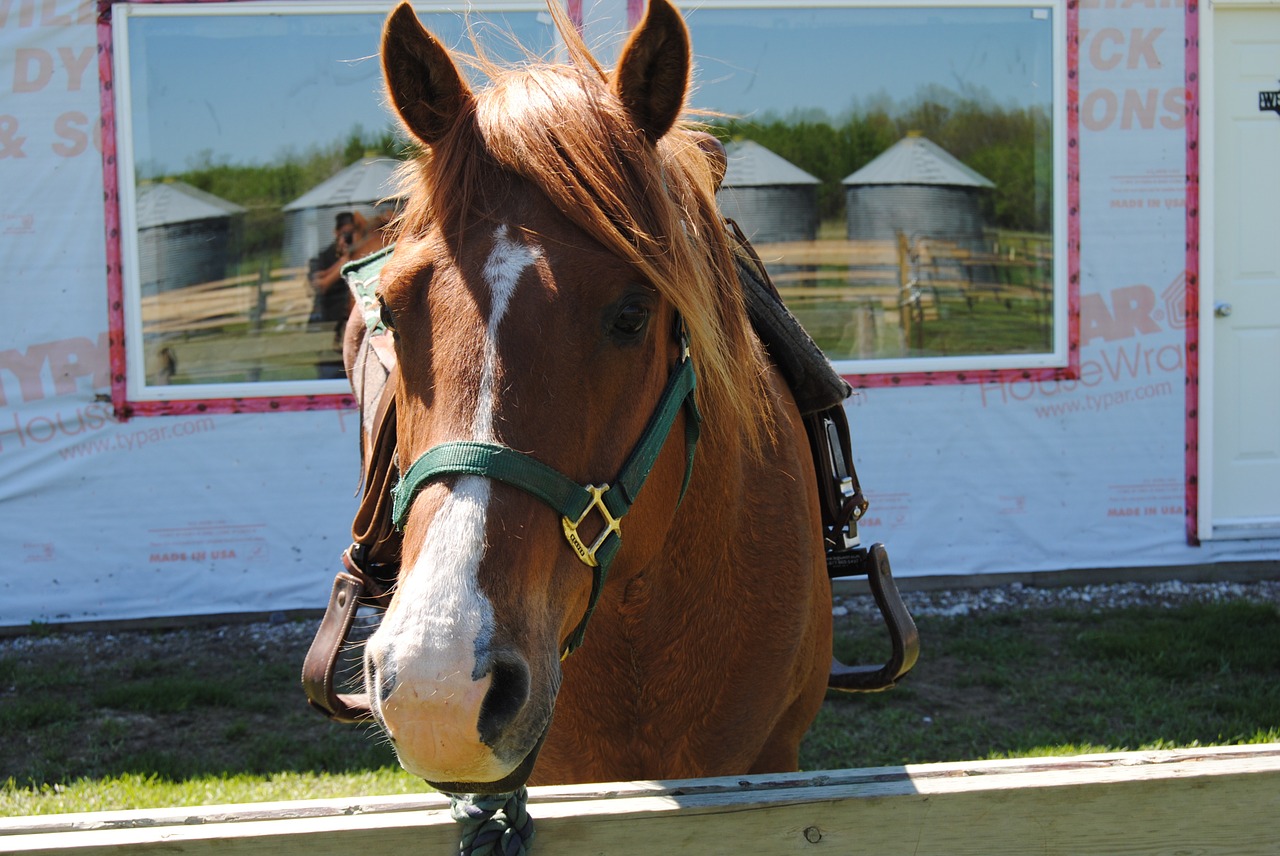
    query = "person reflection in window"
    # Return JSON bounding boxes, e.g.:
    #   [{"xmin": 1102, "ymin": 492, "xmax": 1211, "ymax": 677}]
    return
[{"xmin": 308, "ymin": 211, "xmax": 363, "ymax": 379}]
